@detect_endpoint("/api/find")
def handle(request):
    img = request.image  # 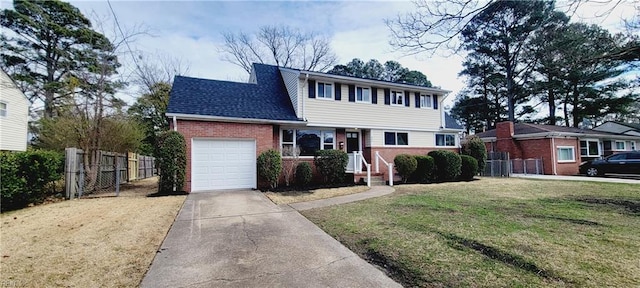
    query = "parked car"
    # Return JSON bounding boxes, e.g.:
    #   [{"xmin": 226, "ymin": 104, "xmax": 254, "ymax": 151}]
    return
[{"xmin": 579, "ymin": 151, "xmax": 640, "ymax": 176}]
